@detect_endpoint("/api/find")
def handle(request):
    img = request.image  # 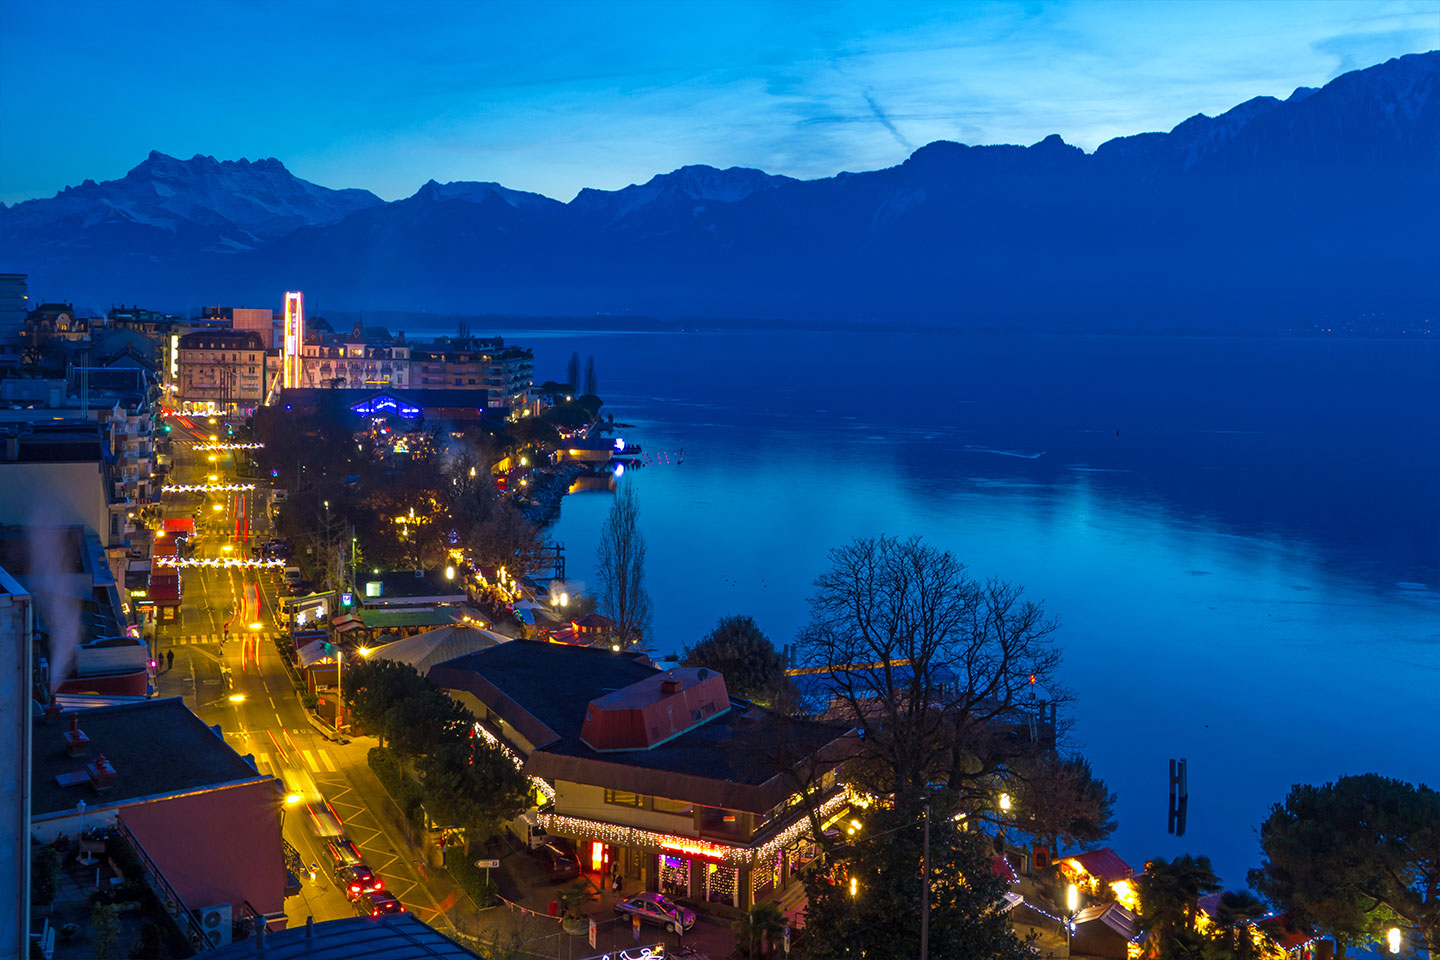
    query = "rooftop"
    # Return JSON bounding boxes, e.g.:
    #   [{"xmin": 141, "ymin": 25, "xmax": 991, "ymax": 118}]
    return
[
  {"xmin": 205, "ymin": 914, "xmax": 481, "ymax": 960},
  {"xmin": 1063, "ymin": 847, "xmax": 1135, "ymax": 883},
  {"xmin": 430, "ymin": 641, "xmax": 852, "ymax": 812},
  {"xmin": 31, "ymin": 697, "xmax": 270, "ymax": 818}
]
